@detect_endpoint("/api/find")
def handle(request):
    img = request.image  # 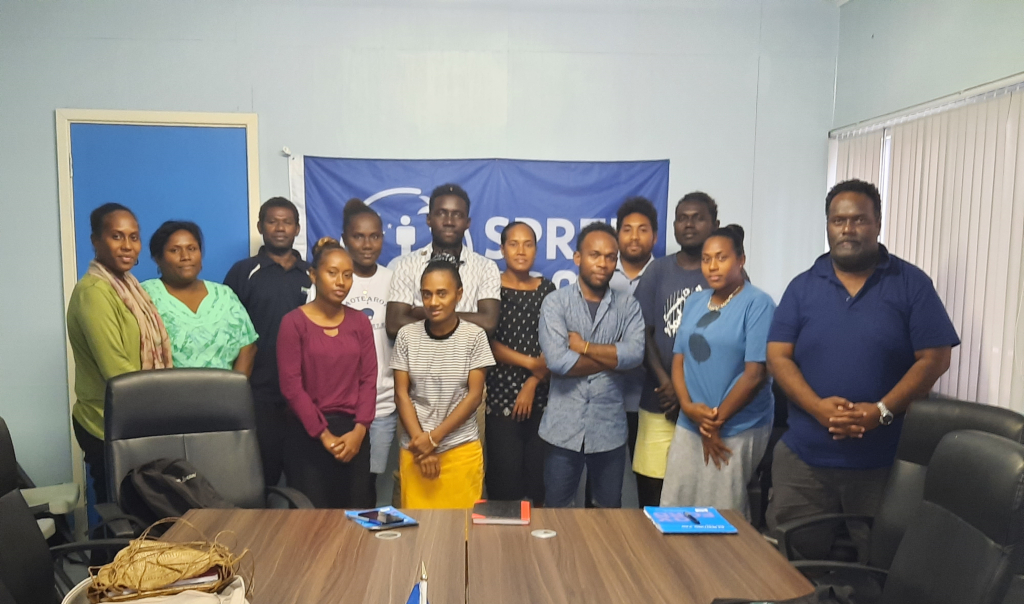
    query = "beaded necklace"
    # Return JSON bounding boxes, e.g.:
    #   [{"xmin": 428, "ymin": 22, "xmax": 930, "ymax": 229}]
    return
[{"xmin": 707, "ymin": 284, "xmax": 744, "ymax": 312}]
